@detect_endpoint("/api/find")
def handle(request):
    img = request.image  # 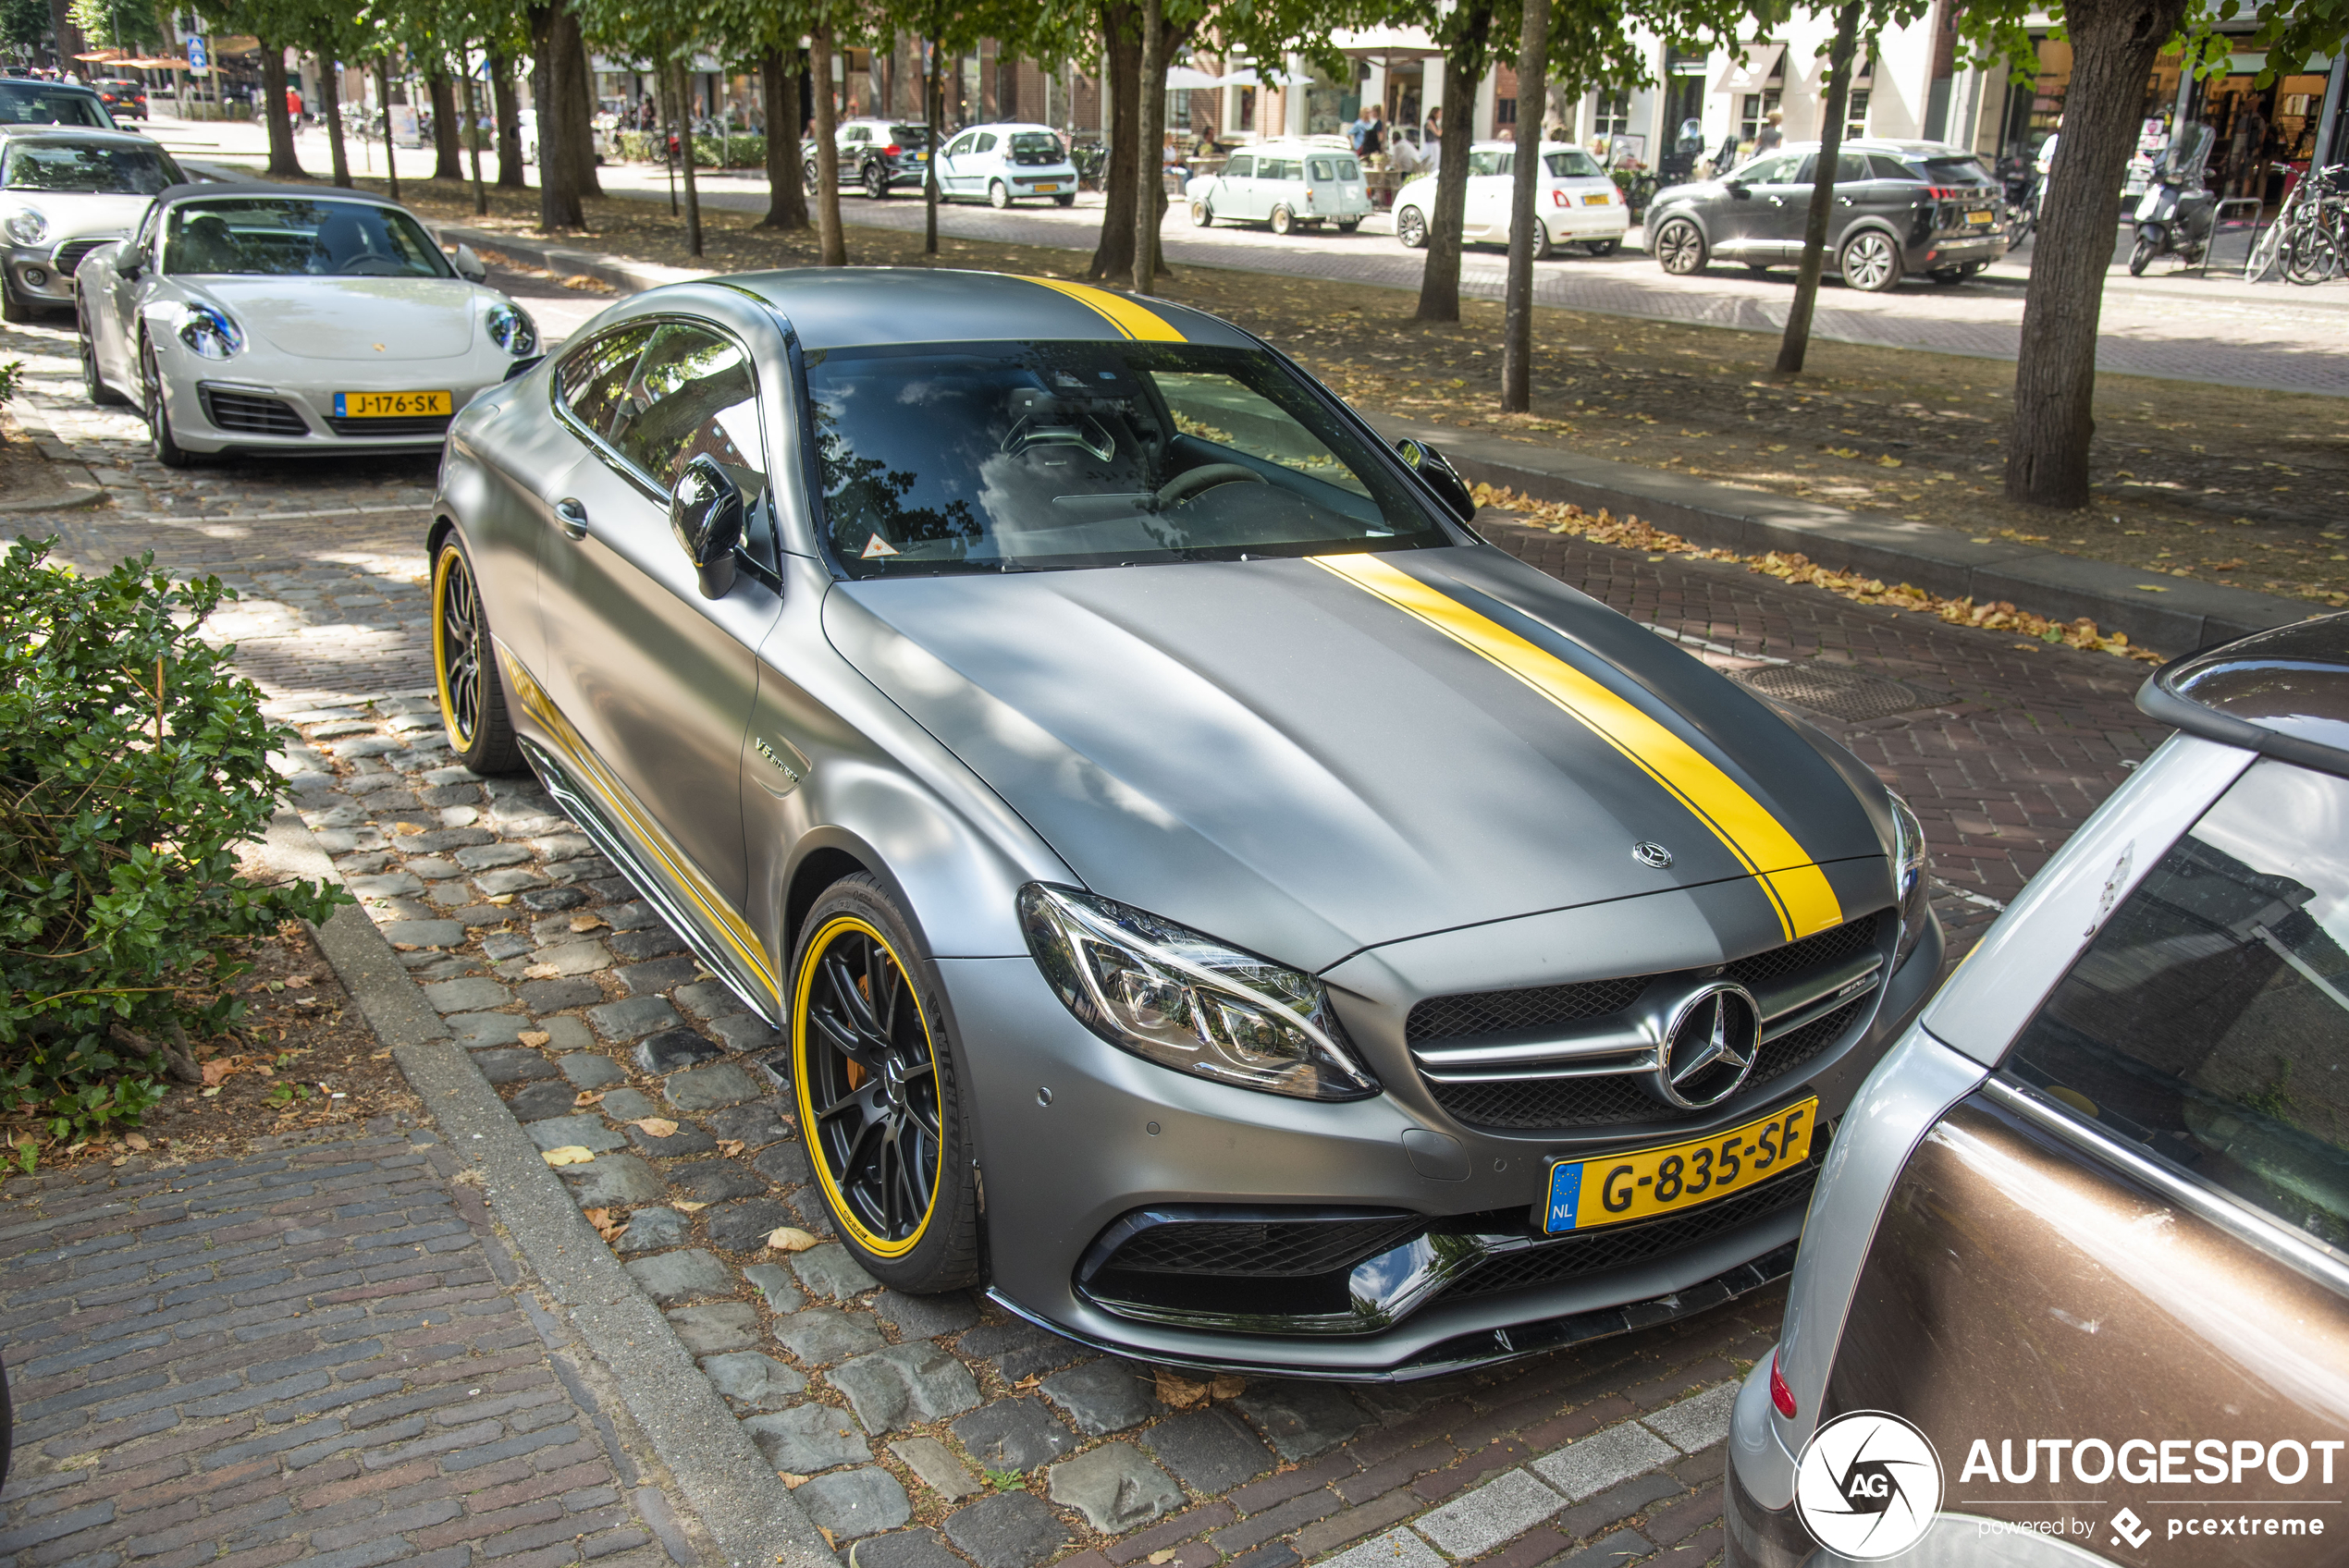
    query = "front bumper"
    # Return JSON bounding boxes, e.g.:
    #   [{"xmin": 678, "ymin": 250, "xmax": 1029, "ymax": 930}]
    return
[
  {"xmin": 946, "ymin": 906, "xmax": 1940, "ymax": 1378},
  {"xmin": 6, "ymin": 235, "xmax": 117, "ymax": 306},
  {"xmin": 157, "ymin": 361, "xmax": 508, "ymax": 454}
]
